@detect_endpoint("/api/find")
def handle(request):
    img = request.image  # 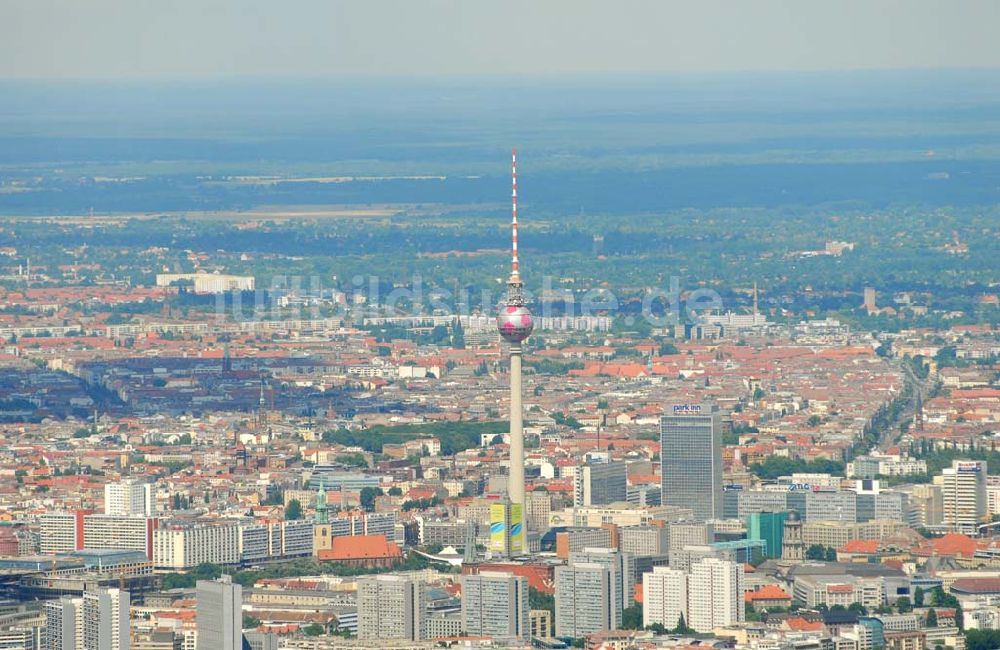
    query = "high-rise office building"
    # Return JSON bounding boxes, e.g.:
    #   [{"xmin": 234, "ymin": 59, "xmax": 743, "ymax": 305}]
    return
[
  {"xmin": 907, "ymin": 484, "xmax": 943, "ymax": 528},
  {"xmin": 461, "ymin": 571, "xmax": 529, "ymax": 639},
  {"xmin": 643, "ymin": 566, "xmax": 687, "ymax": 630},
  {"xmin": 687, "ymin": 558, "xmax": 744, "ymax": 633},
  {"xmin": 45, "ymin": 597, "xmax": 84, "ymax": 650},
  {"xmin": 357, "ymin": 575, "xmax": 425, "ymax": 641},
  {"xmin": 935, "ymin": 460, "xmax": 987, "ymax": 534},
  {"xmin": 619, "ymin": 524, "xmax": 669, "ymax": 557},
  {"xmin": 667, "ymin": 520, "xmax": 714, "ymax": 565},
  {"xmin": 83, "ymin": 588, "xmax": 130, "ymax": 650},
  {"xmin": 669, "ymin": 545, "xmax": 719, "ymax": 573},
  {"xmin": 554, "ymin": 562, "xmax": 615, "ymax": 639},
  {"xmin": 746, "ymin": 512, "xmax": 787, "ymax": 559},
  {"xmin": 196, "ymin": 577, "xmax": 243, "ymax": 650},
  {"xmin": 105, "ymin": 480, "xmax": 155, "ymax": 517},
  {"xmin": 525, "ymin": 490, "xmax": 552, "ymax": 533},
  {"xmin": 574, "ymin": 460, "xmax": 628, "ymax": 507},
  {"xmin": 660, "ymin": 404, "xmax": 723, "ymax": 520},
  {"xmin": 569, "ymin": 547, "xmax": 633, "ymax": 614}
]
